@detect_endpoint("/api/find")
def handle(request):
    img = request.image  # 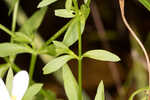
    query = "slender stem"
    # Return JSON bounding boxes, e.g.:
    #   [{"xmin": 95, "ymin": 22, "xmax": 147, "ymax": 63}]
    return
[
  {"xmin": 4, "ymin": 0, "xmax": 83, "ymax": 99},
  {"xmin": 12, "ymin": 63, "xmax": 21, "ymax": 72},
  {"xmin": 78, "ymin": 58, "xmax": 82, "ymax": 100},
  {"xmin": 119, "ymin": 0, "xmax": 150, "ymax": 99},
  {"xmin": 46, "ymin": 19, "xmax": 73, "ymax": 45},
  {"xmin": 12, "ymin": 0, "xmax": 19, "ymax": 33},
  {"xmin": 29, "ymin": 54, "xmax": 37, "ymax": 83},
  {"xmin": 0, "ymin": 24, "xmax": 14, "ymax": 36},
  {"xmin": 72, "ymin": 0, "xmax": 79, "ymax": 11},
  {"xmin": 119, "ymin": 0, "xmax": 150, "ymax": 85},
  {"xmin": 72, "ymin": 0, "xmax": 82, "ymax": 99},
  {"xmin": 9, "ymin": 0, "xmax": 19, "ymax": 67},
  {"xmin": 77, "ymin": 15, "xmax": 82, "ymax": 100}
]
